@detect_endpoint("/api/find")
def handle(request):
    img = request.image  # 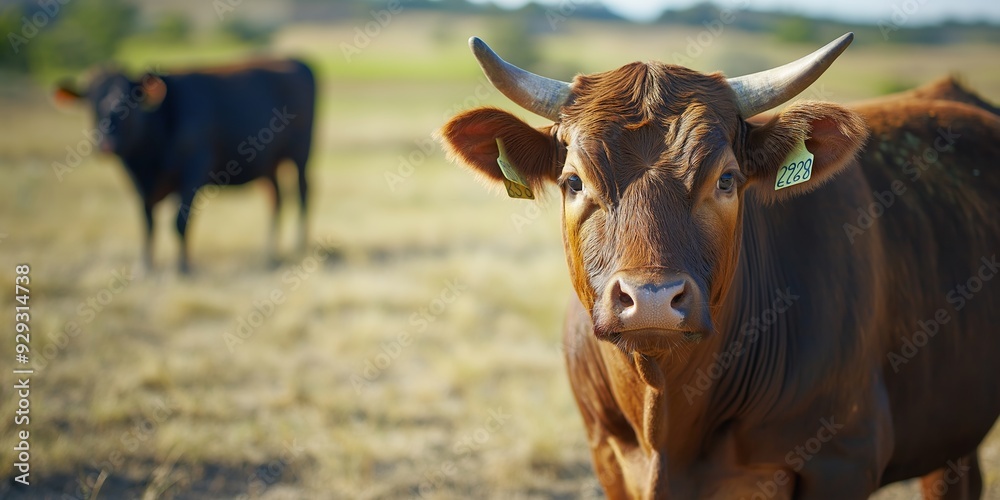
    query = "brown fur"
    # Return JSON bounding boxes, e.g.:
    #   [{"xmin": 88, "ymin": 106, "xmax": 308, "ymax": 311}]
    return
[
  {"xmin": 439, "ymin": 107, "xmax": 562, "ymax": 195},
  {"xmin": 744, "ymin": 101, "xmax": 870, "ymax": 204},
  {"xmin": 878, "ymin": 75, "xmax": 1000, "ymax": 117},
  {"xmin": 441, "ymin": 57, "xmax": 1000, "ymax": 499}
]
